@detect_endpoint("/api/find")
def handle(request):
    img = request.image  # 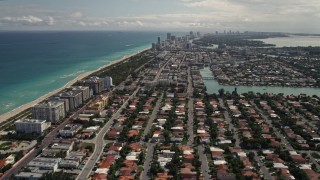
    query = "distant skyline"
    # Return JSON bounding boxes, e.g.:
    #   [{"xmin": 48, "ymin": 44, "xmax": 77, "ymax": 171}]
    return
[{"xmin": 0, "ymin": 0, "xmax": 320, "ymax": 33}]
